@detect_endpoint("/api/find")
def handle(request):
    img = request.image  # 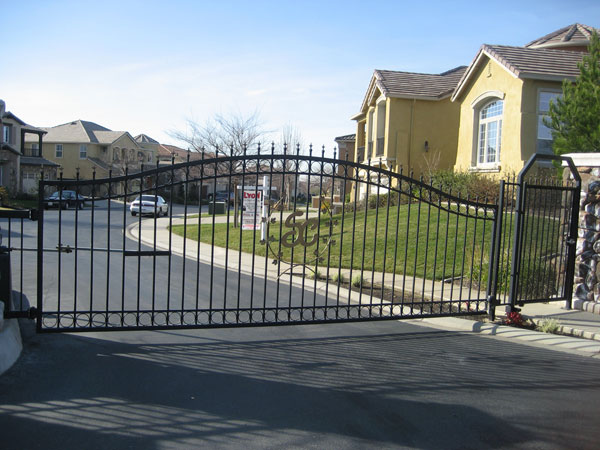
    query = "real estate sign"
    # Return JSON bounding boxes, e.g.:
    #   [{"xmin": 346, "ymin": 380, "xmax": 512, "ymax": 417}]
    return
[{"xmin": 241, "ymin": 188, "xmax": 262, "ymax": 230}]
